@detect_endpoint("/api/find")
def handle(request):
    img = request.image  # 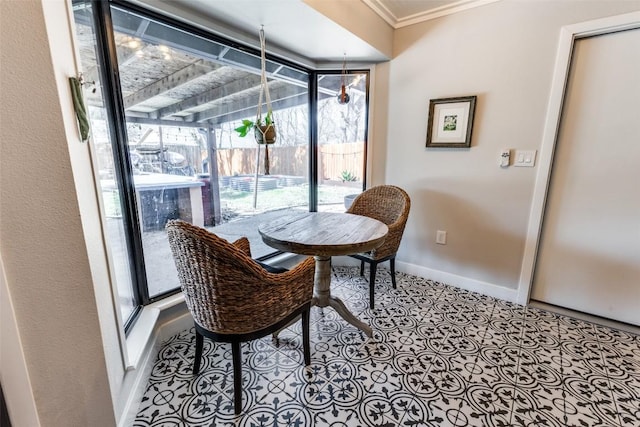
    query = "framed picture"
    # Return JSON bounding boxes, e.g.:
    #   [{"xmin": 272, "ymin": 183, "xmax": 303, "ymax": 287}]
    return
[{"xmin": 426, "ymin": 96, "xmax": 477, "ymax": 148}]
